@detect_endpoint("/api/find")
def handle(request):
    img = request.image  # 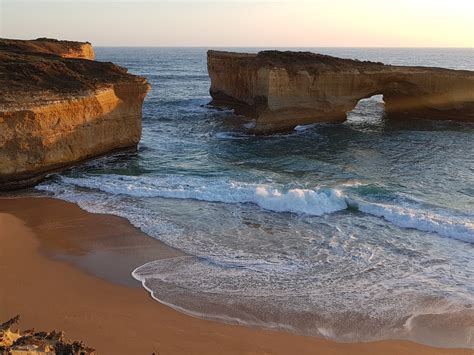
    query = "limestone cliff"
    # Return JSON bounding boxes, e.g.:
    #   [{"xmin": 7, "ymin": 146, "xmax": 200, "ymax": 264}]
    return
[
  {"xmin": 0, "ymin": 38, "xmax": 95, "ymax": 60},
  {"xmin": 0, "ymin": 41, "xmax": 149, "ymax": 190},
  {"xmin": 208, "ymin": 50, "xmax": 474, "ymax": 133}
]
